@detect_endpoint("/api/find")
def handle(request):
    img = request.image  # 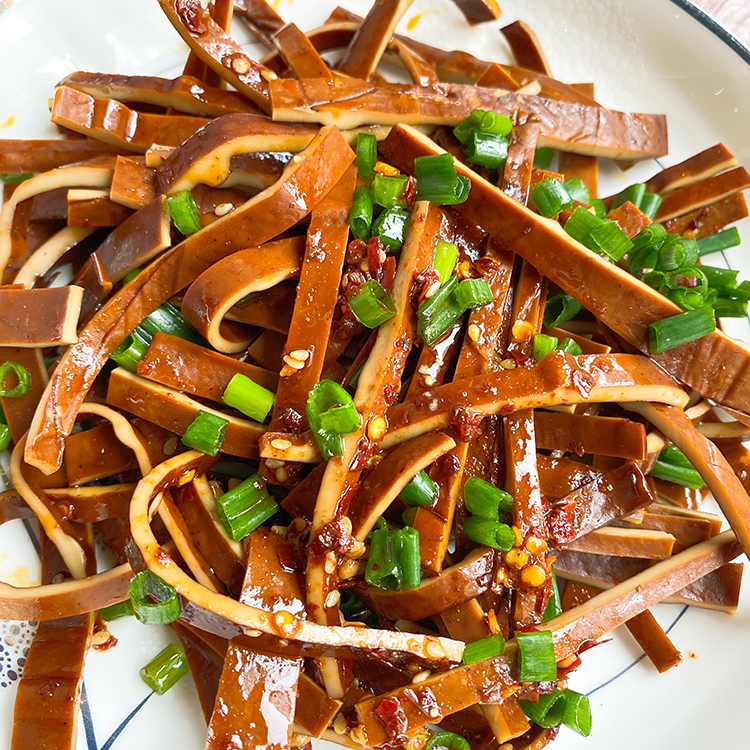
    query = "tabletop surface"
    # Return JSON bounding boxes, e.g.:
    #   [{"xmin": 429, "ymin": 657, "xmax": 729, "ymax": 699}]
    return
[{"xmin": 694, "ymin": 0, "xmax": 750, "ymax": 48}]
